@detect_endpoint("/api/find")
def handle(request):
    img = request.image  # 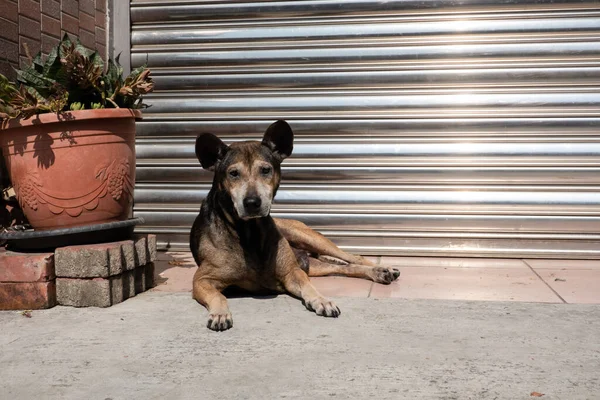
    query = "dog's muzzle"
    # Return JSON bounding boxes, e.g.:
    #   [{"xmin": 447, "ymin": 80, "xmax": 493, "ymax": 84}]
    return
[
  {"xmin": 243, "ymin": 196, "xmax": 262, "ymax": 214},
  {"xmin": 239, "ymin": 195, "xmax": 270, "ymax": 219}
]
